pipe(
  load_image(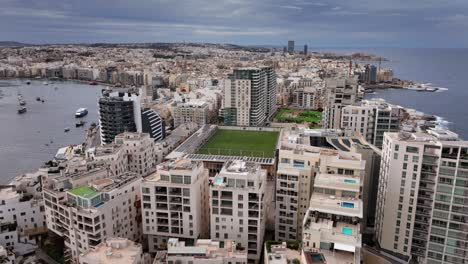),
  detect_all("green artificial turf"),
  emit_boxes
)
[197,129,278,158]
